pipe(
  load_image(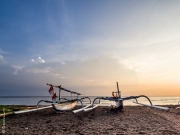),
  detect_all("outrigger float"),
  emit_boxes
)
[14,82,169,114]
